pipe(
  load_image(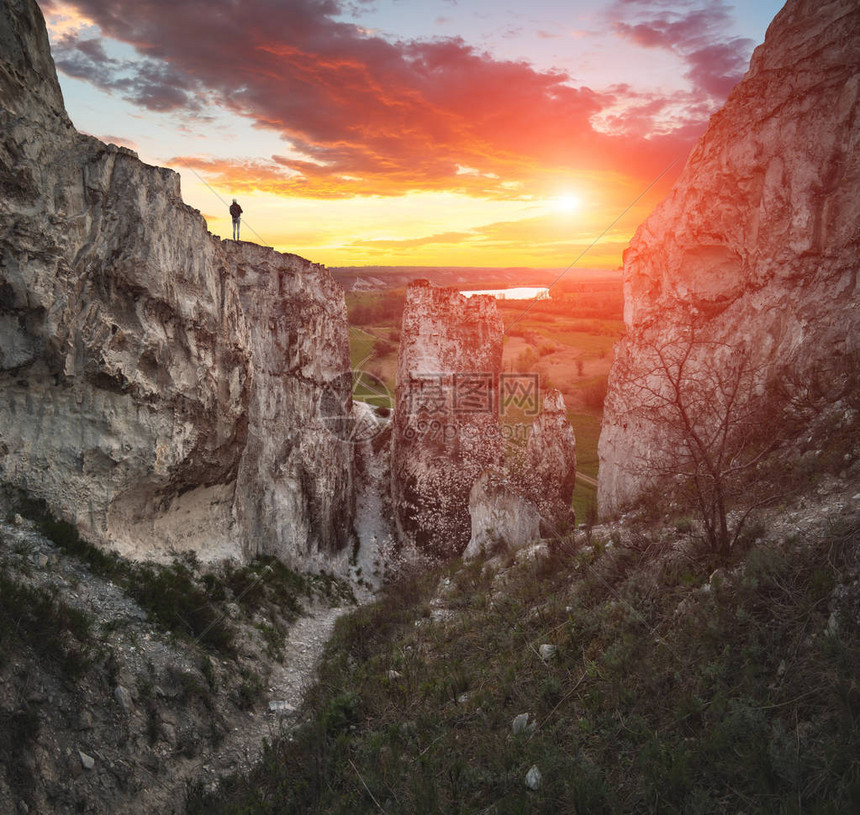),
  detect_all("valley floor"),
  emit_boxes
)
[188,473,860,814]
